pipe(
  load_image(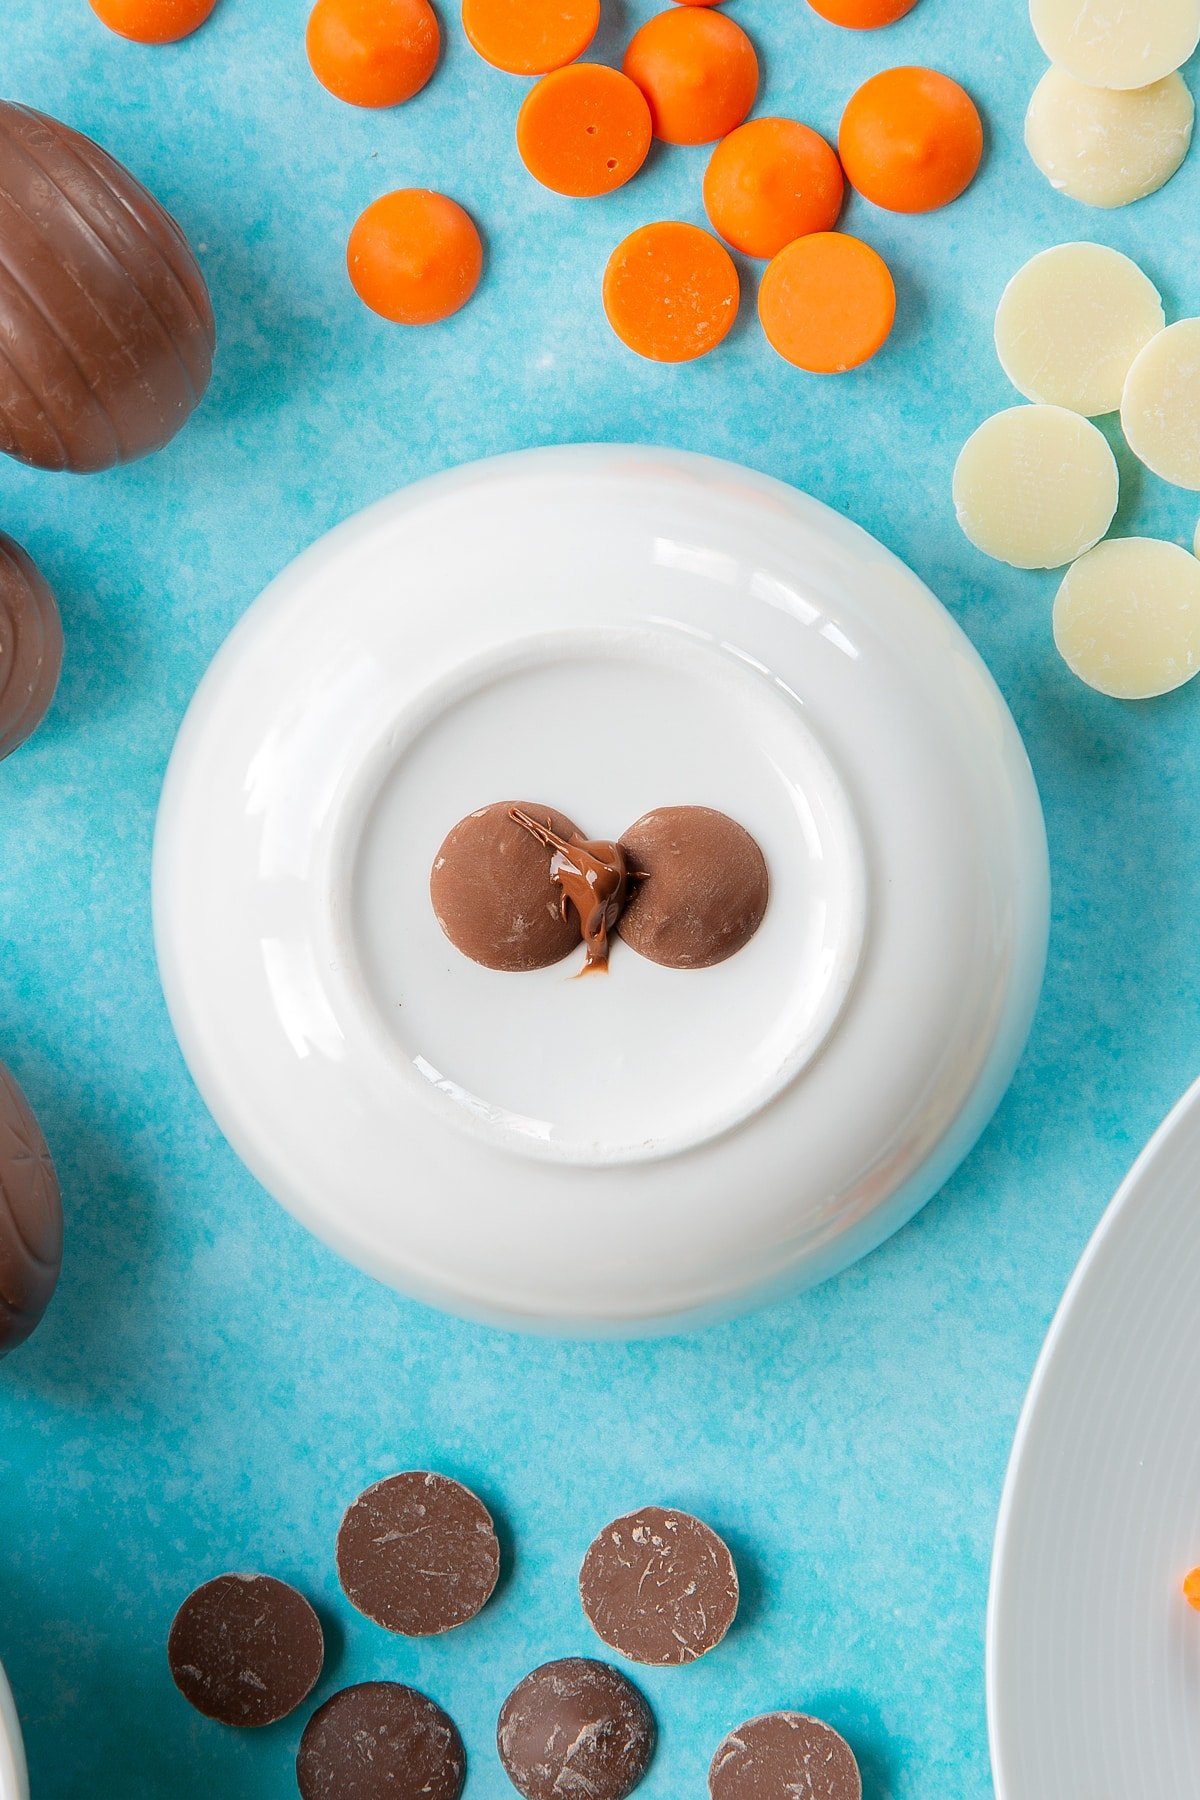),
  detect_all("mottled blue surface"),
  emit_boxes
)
[3,1,1200,1794]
